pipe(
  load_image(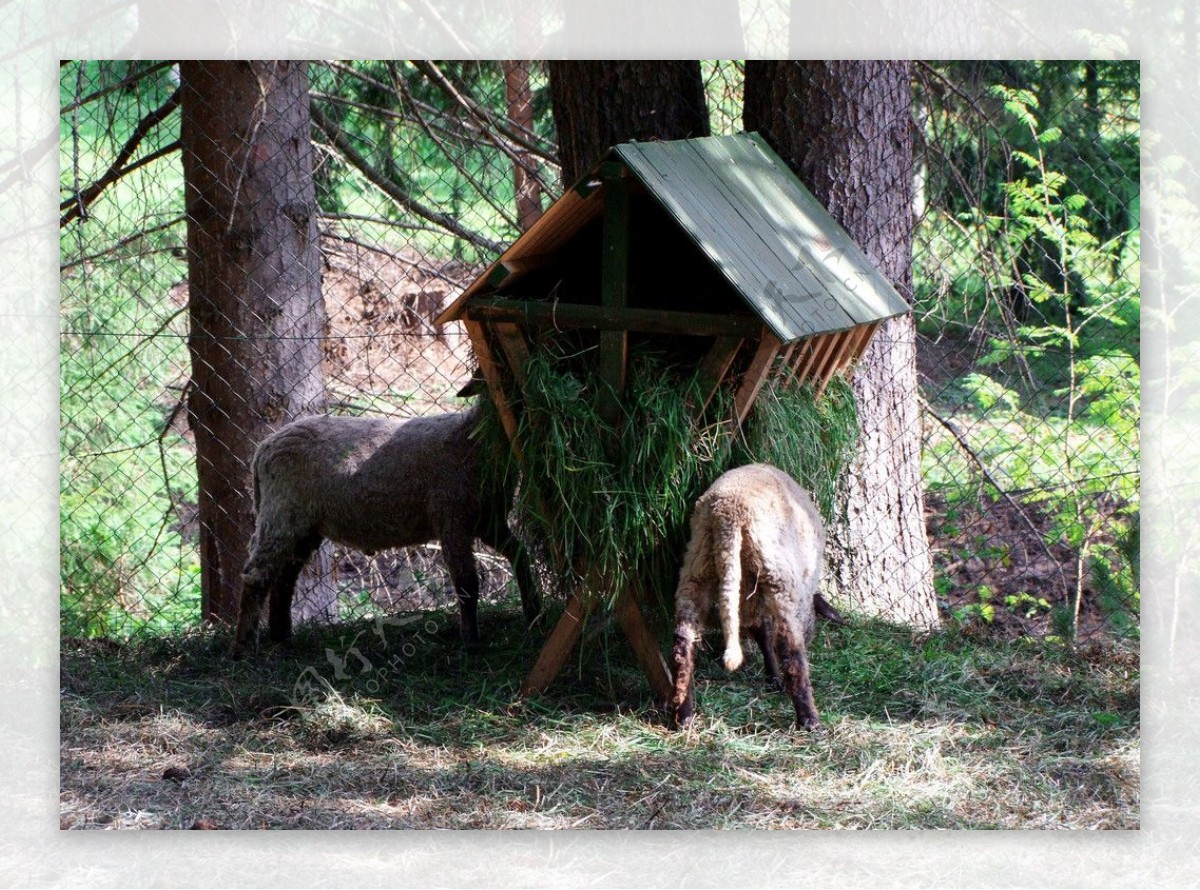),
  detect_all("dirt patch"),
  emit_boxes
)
[320,236,479,416]
[916,331,981,391]
[925,489,1131,639]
